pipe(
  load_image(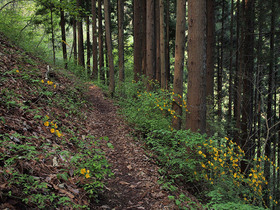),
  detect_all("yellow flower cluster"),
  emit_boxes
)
[41,79,56,89]
[80,168,90,178]
[196,137,279,206]
[136,89,188,125]
[43,115,62,137]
